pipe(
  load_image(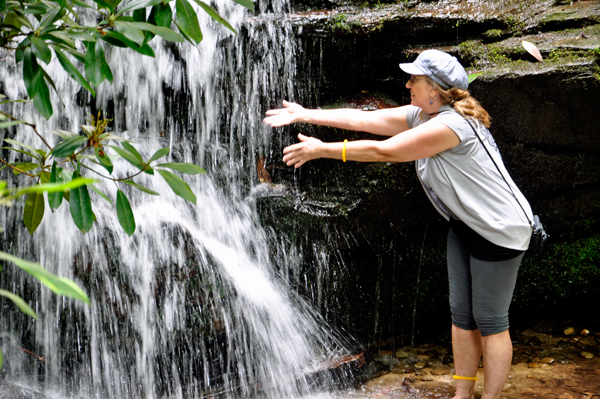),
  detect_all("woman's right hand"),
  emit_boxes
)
[263,100,306,127]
